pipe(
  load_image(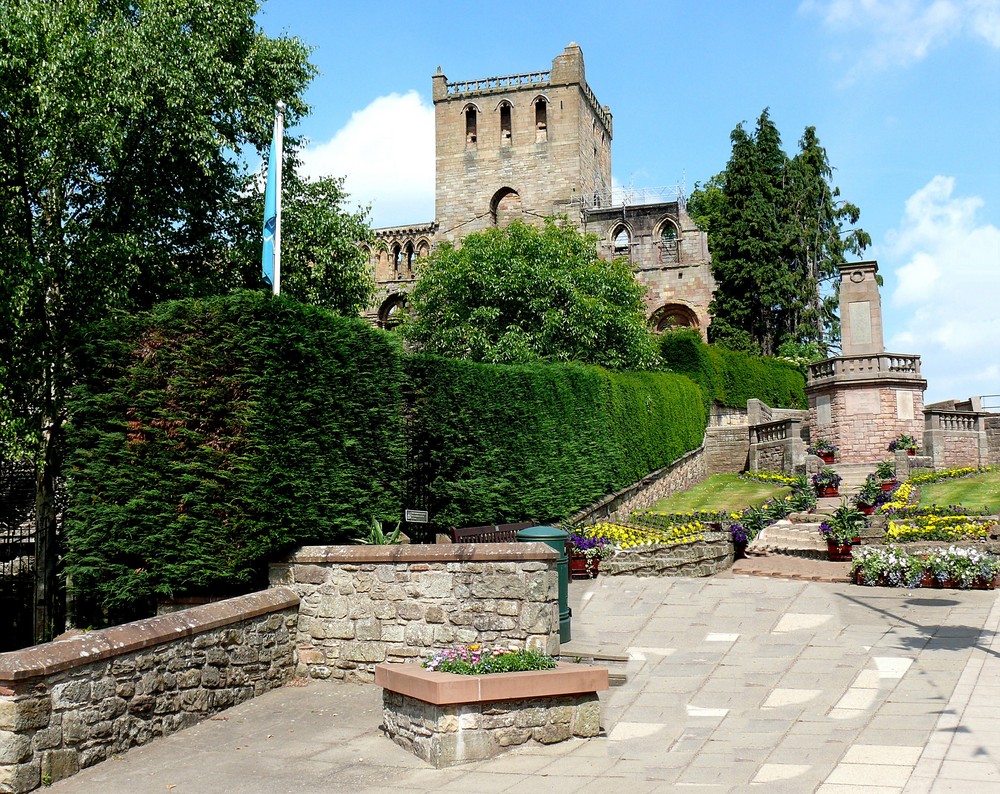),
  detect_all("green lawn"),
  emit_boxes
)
[650,473,791,514]
[918,470,1000,512]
